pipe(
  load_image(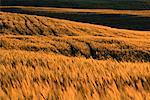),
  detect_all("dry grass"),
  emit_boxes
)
[1,12,150,37]
[0,12,150,99]
[0,35,150,62]
[0,12,150,61]
[0,49,150,100]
